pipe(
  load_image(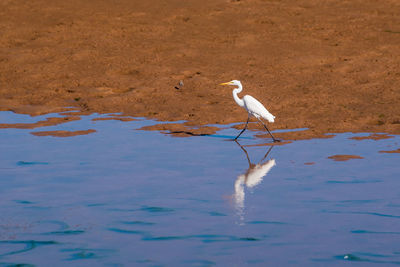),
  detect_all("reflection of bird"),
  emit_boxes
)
[220,80,279,142]
[234,141,276,224]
